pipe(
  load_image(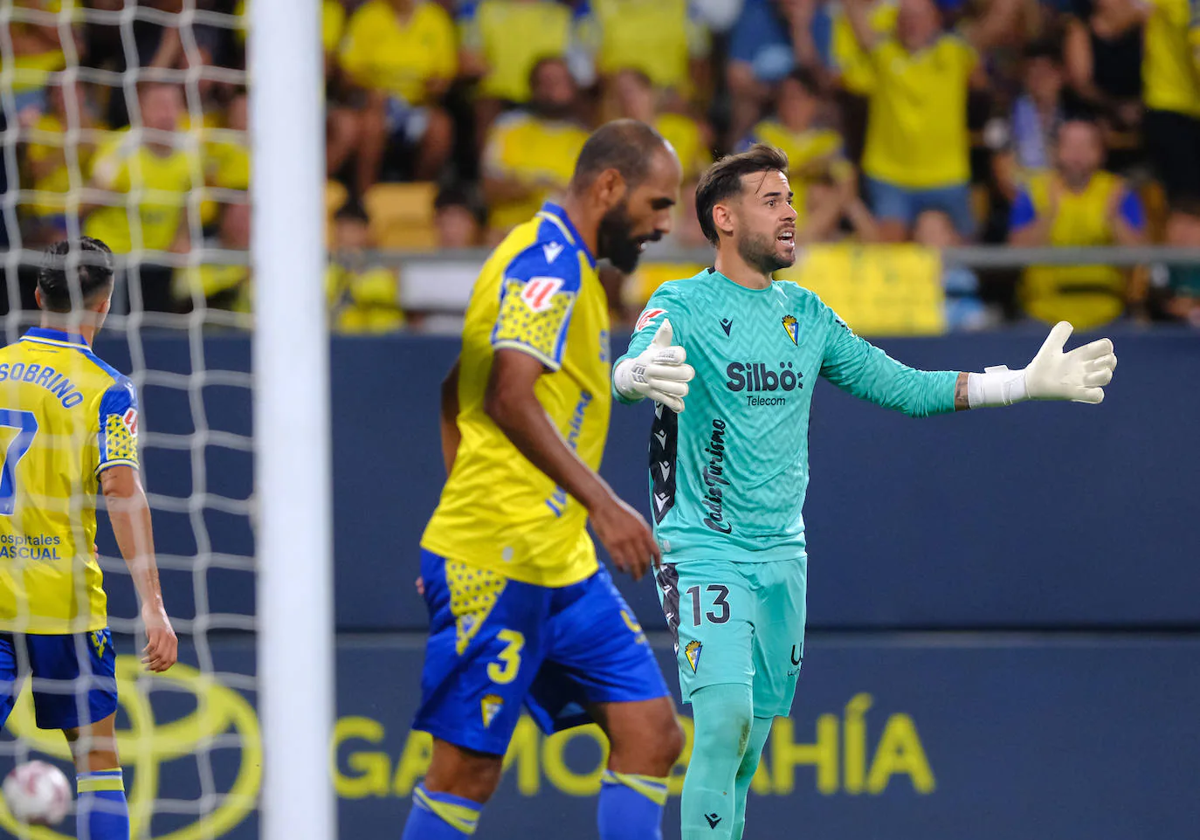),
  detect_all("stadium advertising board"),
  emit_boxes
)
[2,638,1196,840]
